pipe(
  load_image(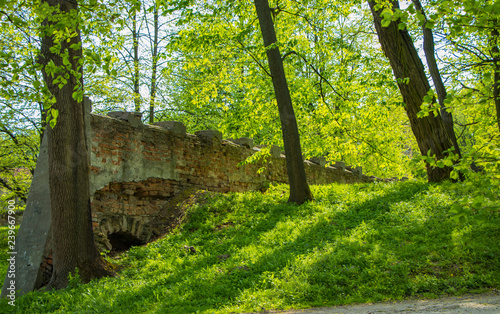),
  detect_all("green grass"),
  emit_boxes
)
[1,180,499,313]
[0,225,19,282]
